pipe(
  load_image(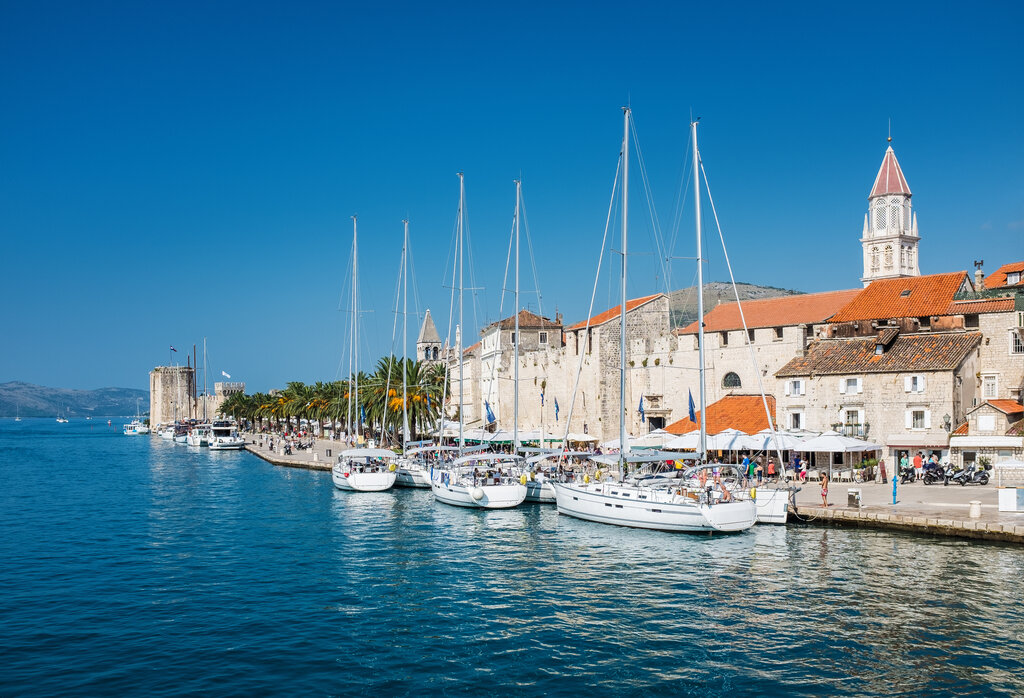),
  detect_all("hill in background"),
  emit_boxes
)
[0,382,149,418]
[669,281,803,328]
